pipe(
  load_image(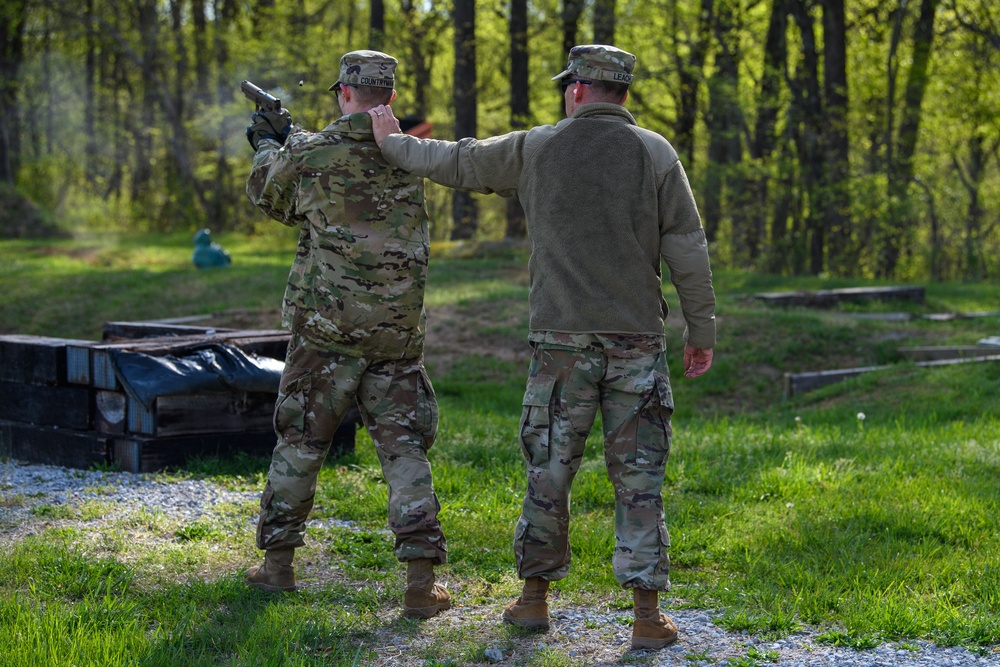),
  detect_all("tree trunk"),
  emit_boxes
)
[369,0,385,51]
[192,0,210,103]
[953,135,995,281]
[131,0,158,215]
[506,0,528,239]
[402,2,443,122]
[211,0,236,229]
[0,0,27,184]
[745,0,787,266]
[768,128,797,274]
[881,0,939,277]
[451,0,477,240]
[671,0,712,167]
[558,0,585,119]
[562,0,585,57]
[820,0,851,274]
[593,0,615,44]
[84,0,98,184]
[789,0,824,275]
[703,0,742,245]
[167,0,196,228]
